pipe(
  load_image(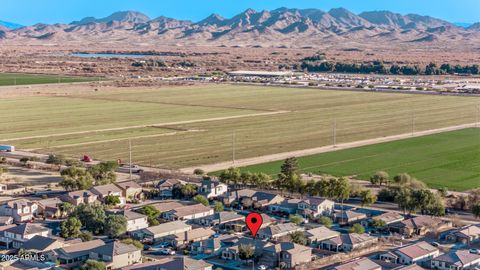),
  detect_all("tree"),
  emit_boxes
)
[0,167,7,177]
[72,204,106,234]
[289,231,307,245]
[214,202,224,212]
[104,215,127,238]
[370,219,387,229]
[393,173,412,185]
[193,169,205,176]
[80,231,93,242]
[180,183,198,198]
[219,167,241,187]
[289,214,304,225]
[19,157,29,166]
[318,216,333,228]
[58,202,74,217]
[121,238,143,250]
[437,187,449,198]
[240,172,253,187]
[349,223,365,234]
[81,260,106,270]
[104,195,121,206]
[194,195,209,206]
[370,171,389,186]
[87,161,118,185]
[60,167,93,191]
[280,157,299,179]
[238,244,255,261]
[139,205,161,226]
[256,173,272,189]
[60,217,82,238]
[360,189,377,206]
[46,154,67,165]
[472,203,480,219]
